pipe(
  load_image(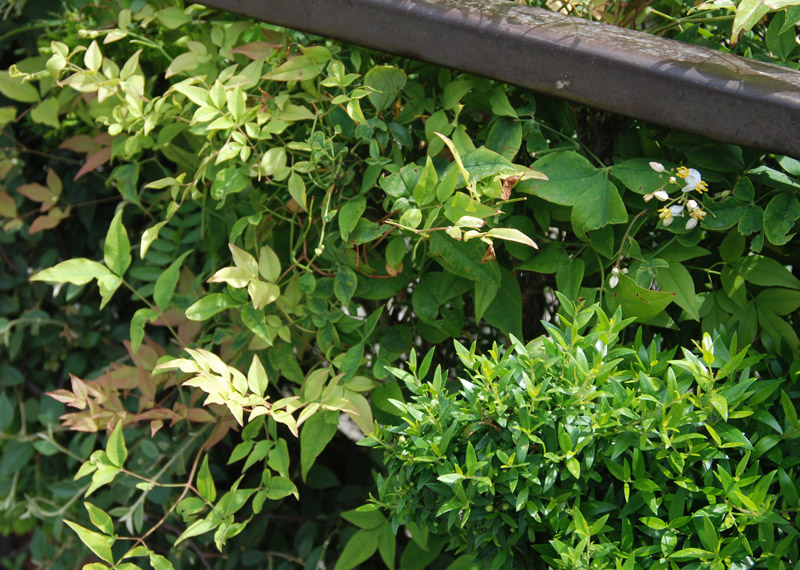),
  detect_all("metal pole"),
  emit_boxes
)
[196,0,800,158]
